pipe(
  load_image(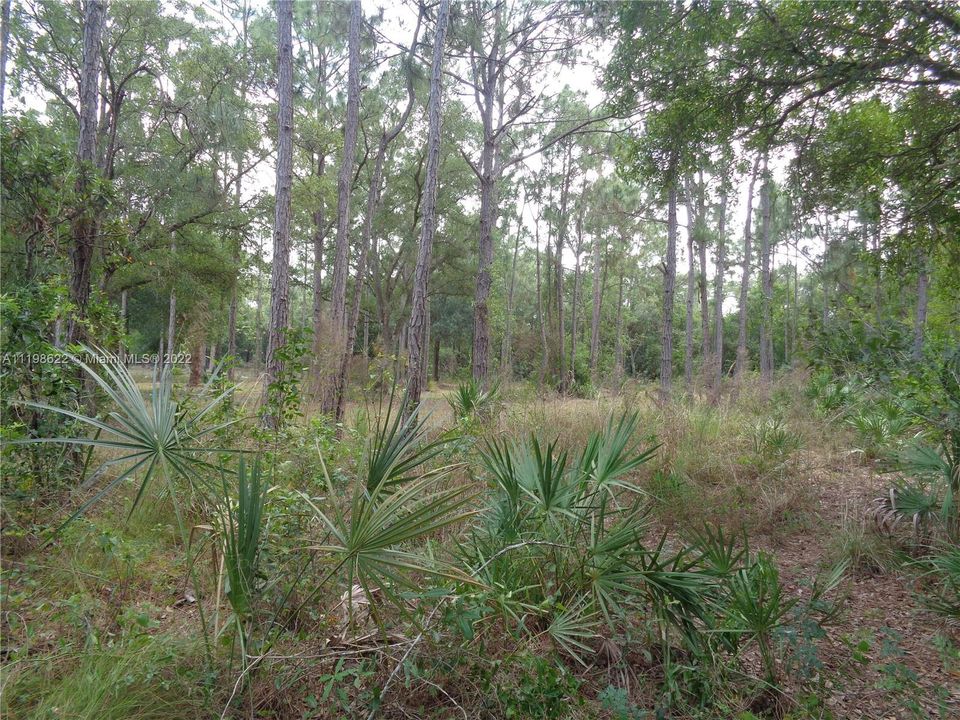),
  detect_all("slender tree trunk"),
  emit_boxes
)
[433,336,440,382]
[335,11,422,420]
[311,162,327,368]
[166,286,177,361]
[500,214,522,380]
[227,281,238,375]
[471,142,497,385]
[684,215,695,388]
[555,145,573,392]
[571,201,585,388]
[536,216,548,387]
[713,189,728,387]
[67,0,105,344]
[698,226,709,364]
[736,156,760,380]
[189,336,204,387]
[262,0,295,425]
[324,0,362,413]
[254,249,264,369]
[614,268,624,391]
[913,253,929,361]
[759,158,773,384]
[660,182,678,400]
[0,0,11,116]
[589,234,603,385]
[406,0,450,409]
